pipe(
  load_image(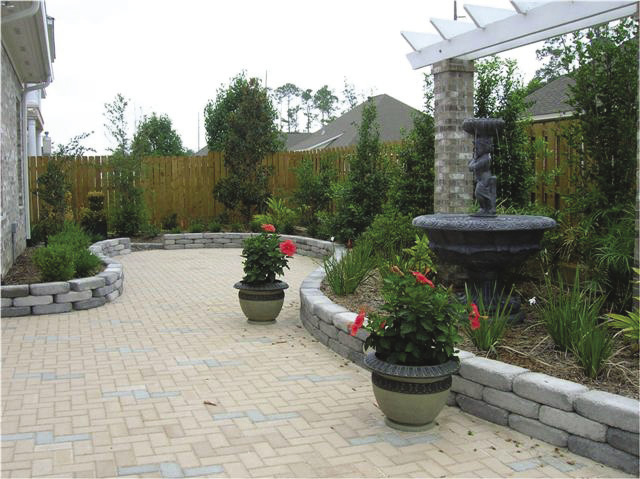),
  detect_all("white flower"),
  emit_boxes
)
[330,236,335,242]
[528,297,537,305]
